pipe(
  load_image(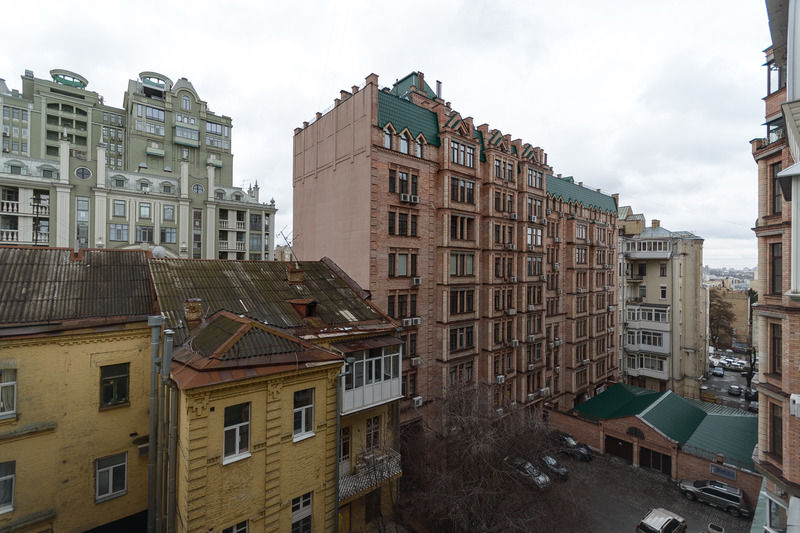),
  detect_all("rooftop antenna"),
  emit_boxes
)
[278,227,300,269]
